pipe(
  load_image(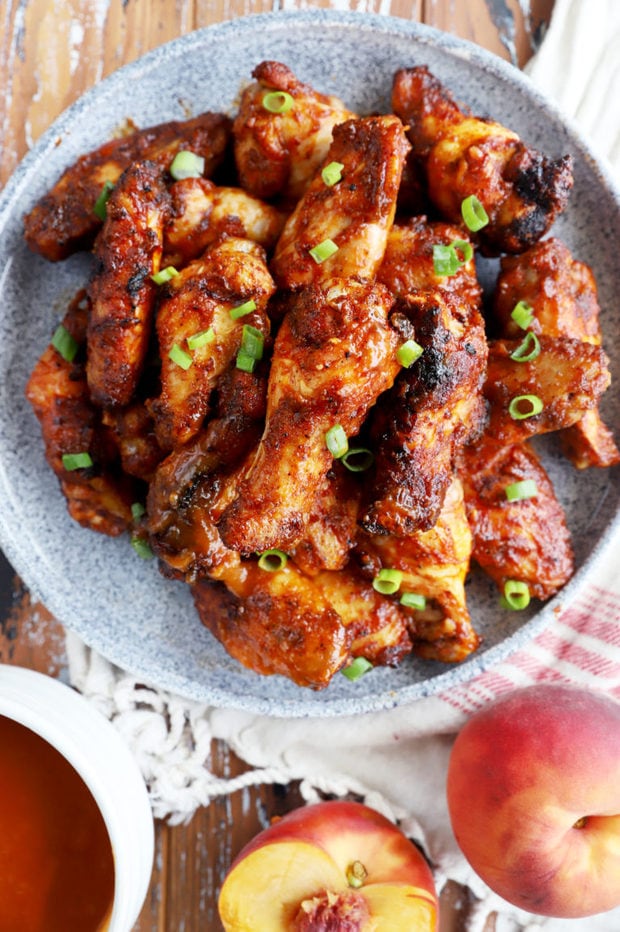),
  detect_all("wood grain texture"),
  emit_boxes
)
[0,1,553,929]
